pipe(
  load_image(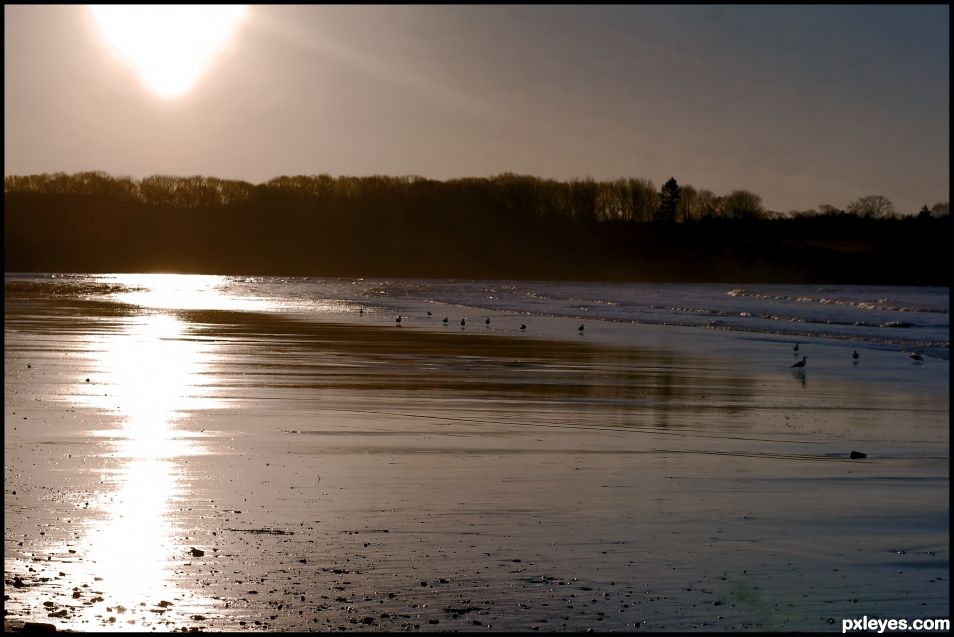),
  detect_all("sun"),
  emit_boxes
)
[90,5,247,98]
